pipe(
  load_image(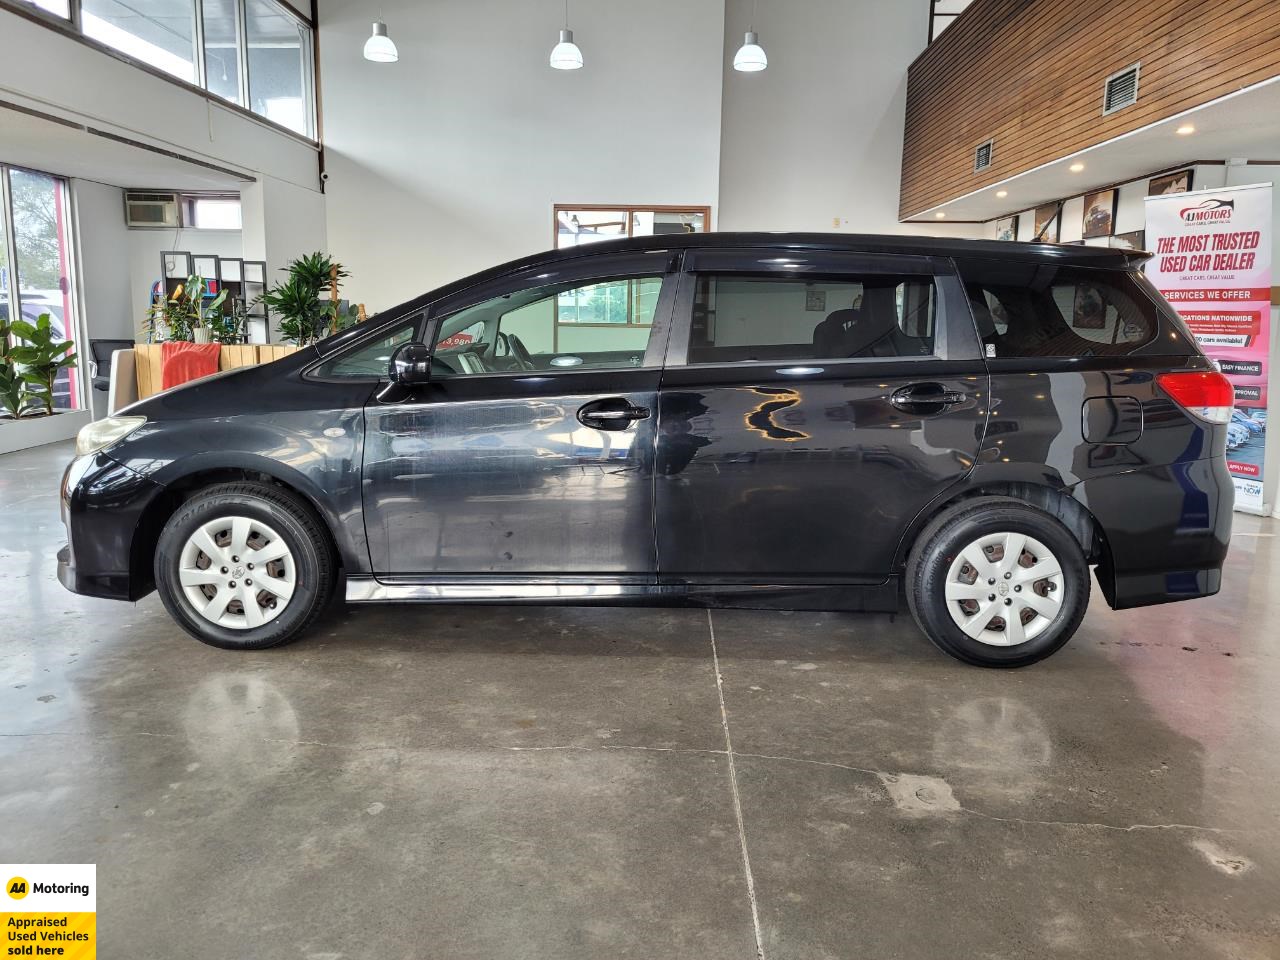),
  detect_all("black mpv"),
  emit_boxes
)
[59,234,1233,666]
